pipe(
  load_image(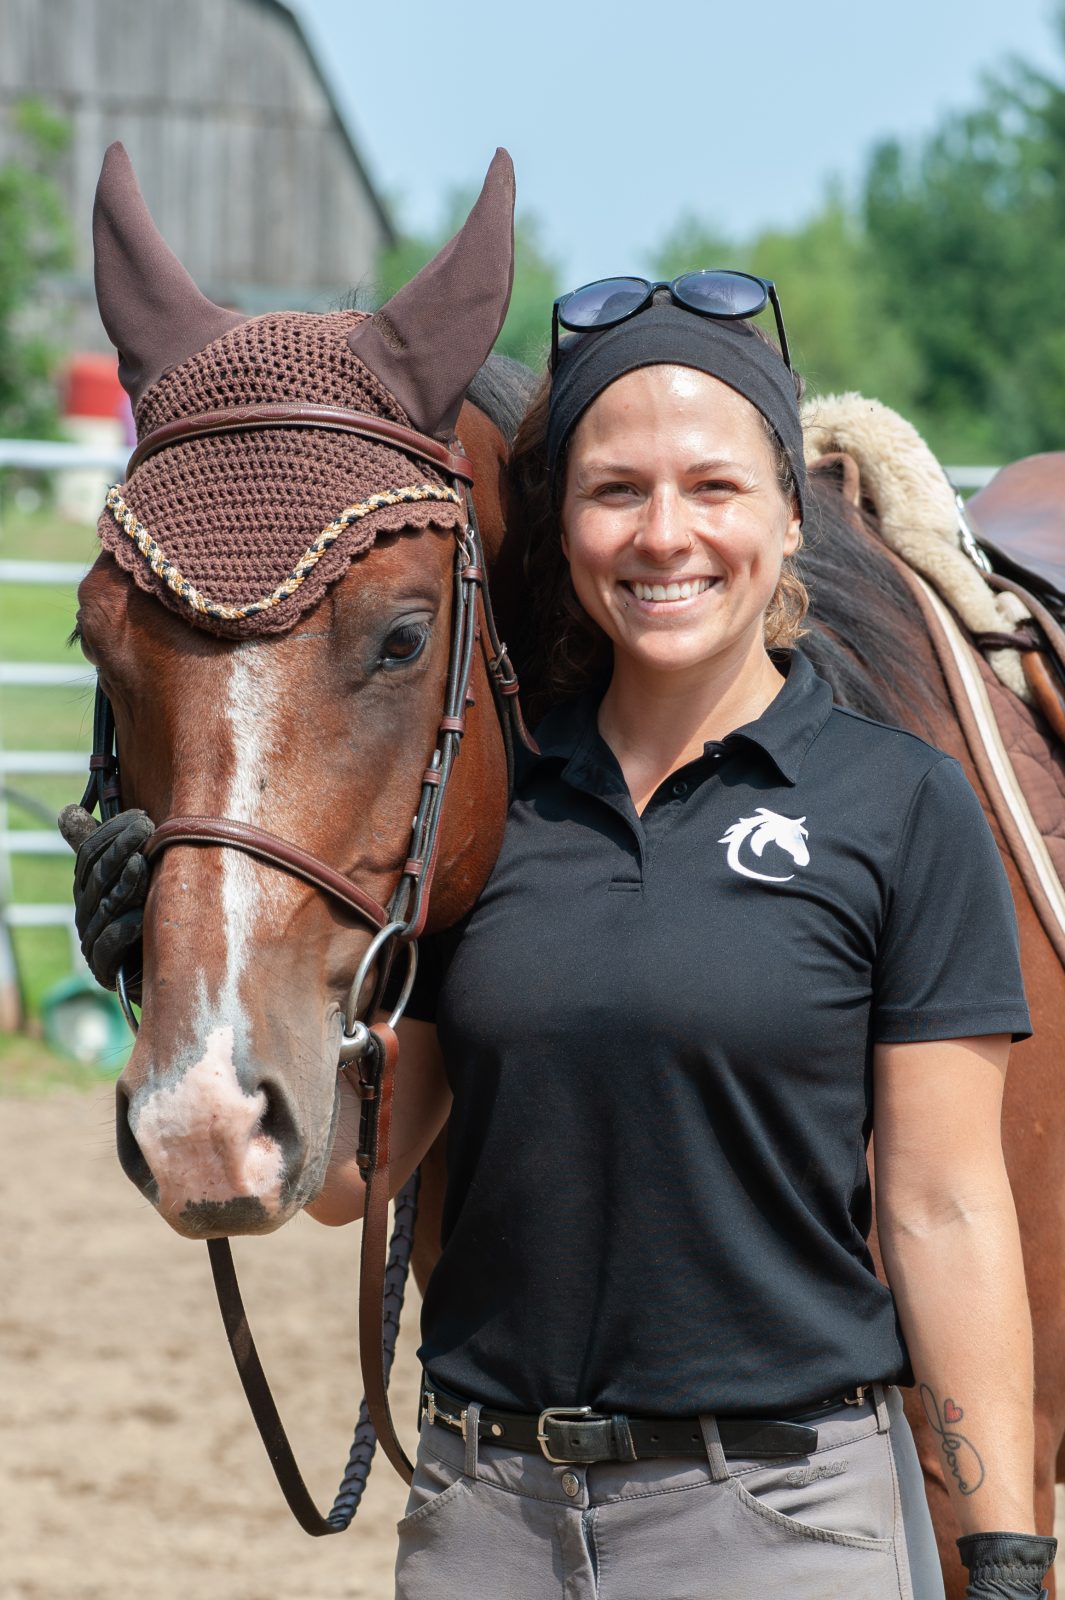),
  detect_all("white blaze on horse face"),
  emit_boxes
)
[132,1024,285,1218]
[216,647,294,1024]
[134,649,298,1217]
